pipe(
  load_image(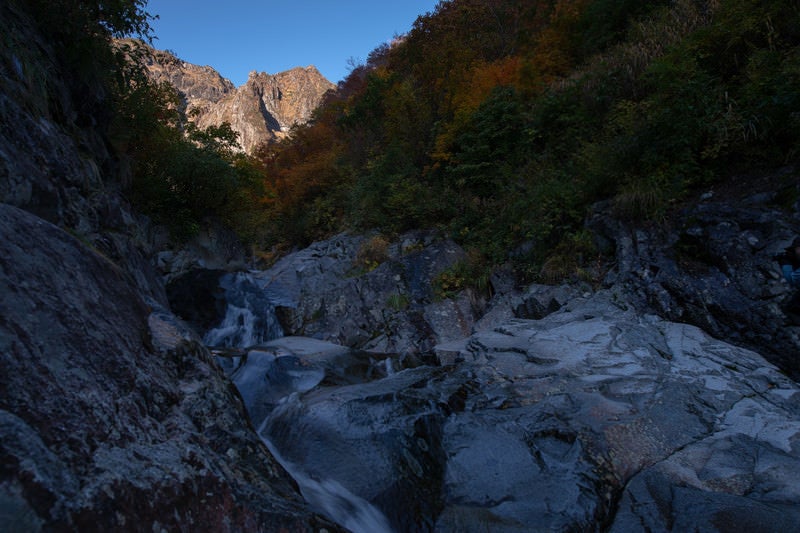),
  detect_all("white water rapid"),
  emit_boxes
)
[205,271,396,532]
[203,272,283,347]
